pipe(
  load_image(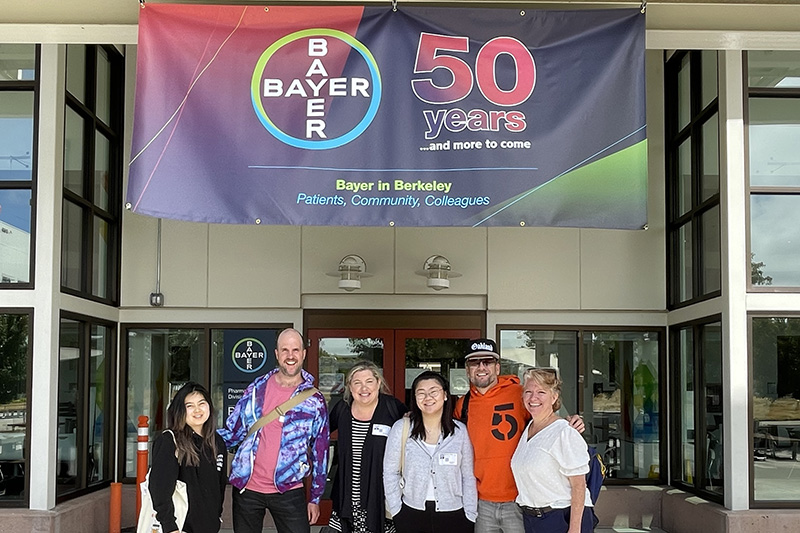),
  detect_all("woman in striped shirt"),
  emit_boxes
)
[329,361,407,533]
